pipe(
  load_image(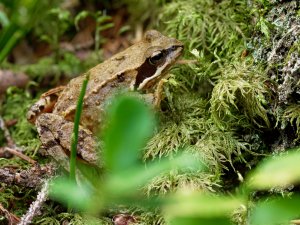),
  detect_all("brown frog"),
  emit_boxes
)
[27,30,183,166]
